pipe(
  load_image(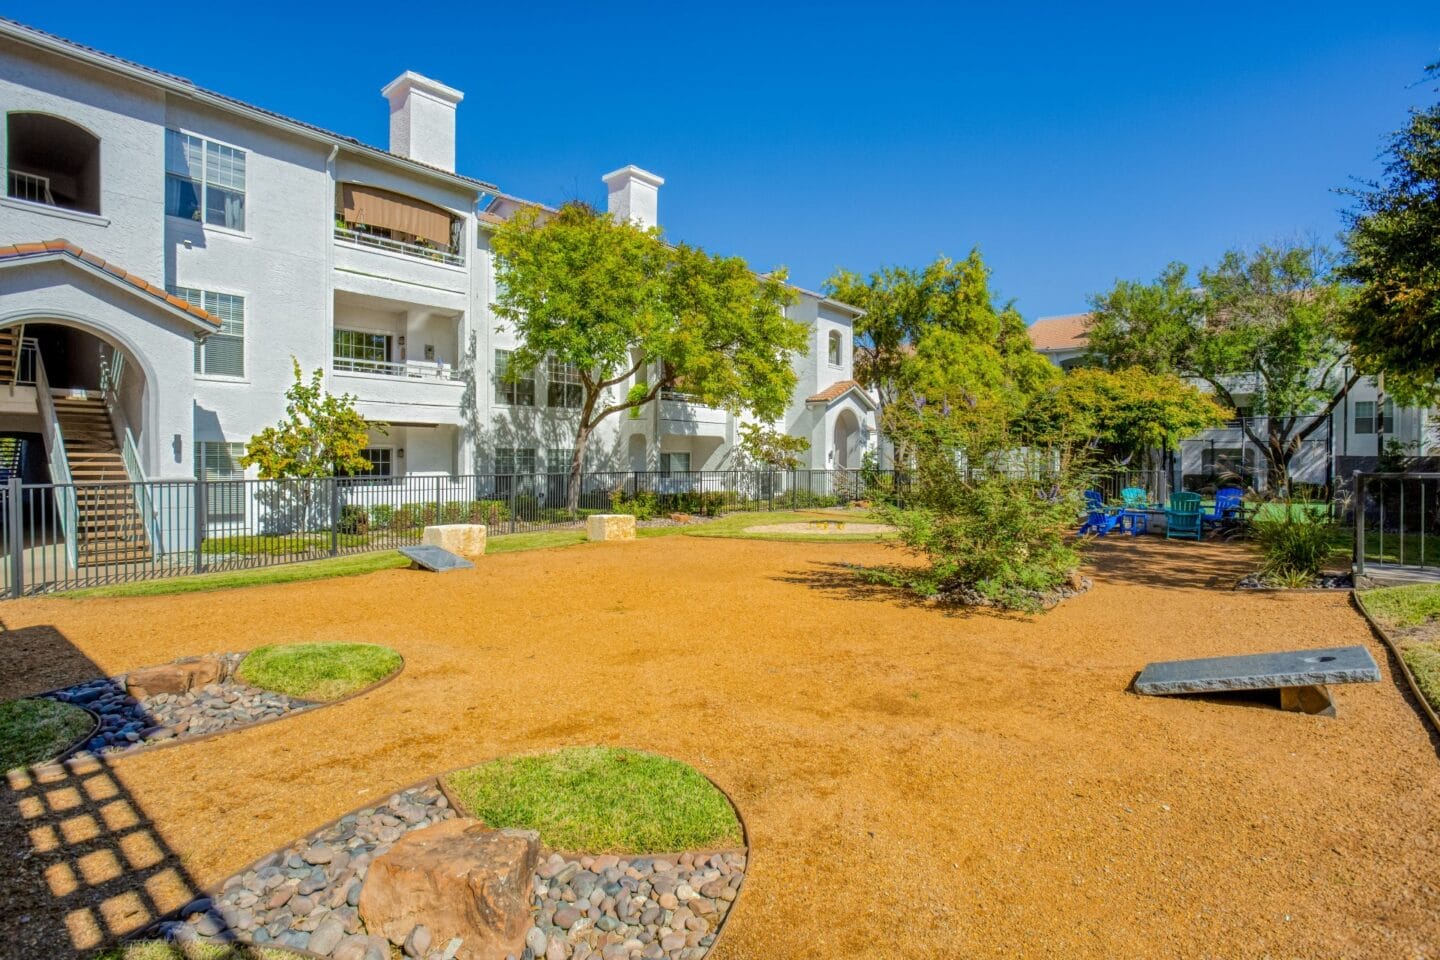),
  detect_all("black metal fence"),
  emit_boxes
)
[1352,472,1440,575]
[0,469,909,597]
